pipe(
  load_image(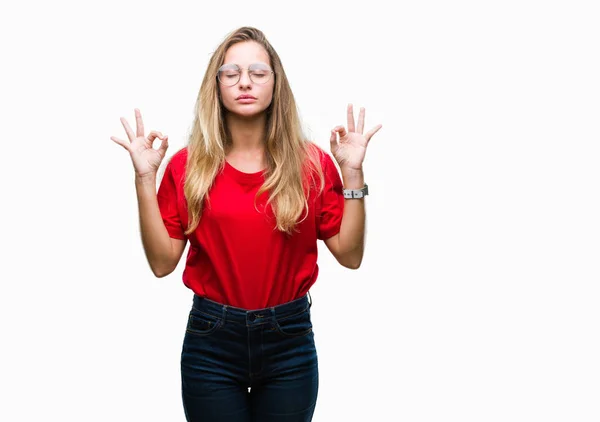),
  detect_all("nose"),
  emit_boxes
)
[238,69,252,87]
